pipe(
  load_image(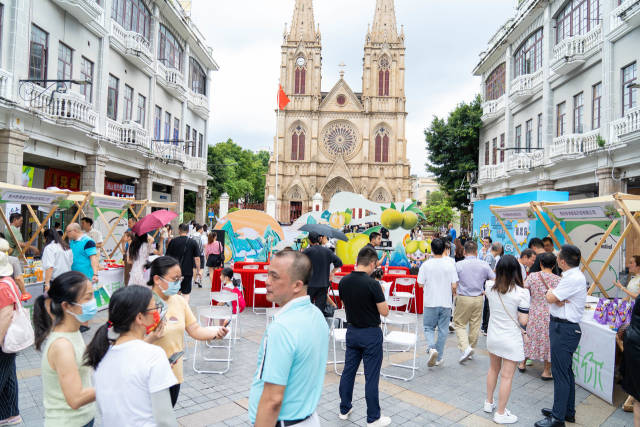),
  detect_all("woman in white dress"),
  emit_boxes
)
[484,255,530,425]
[42,228,73,291]
[127,233,163,286]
